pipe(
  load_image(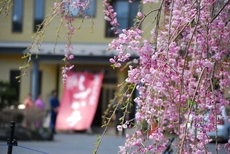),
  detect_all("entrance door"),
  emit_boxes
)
[92,84,117,126]
[101,84,117,113]
[101,84,117,126]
